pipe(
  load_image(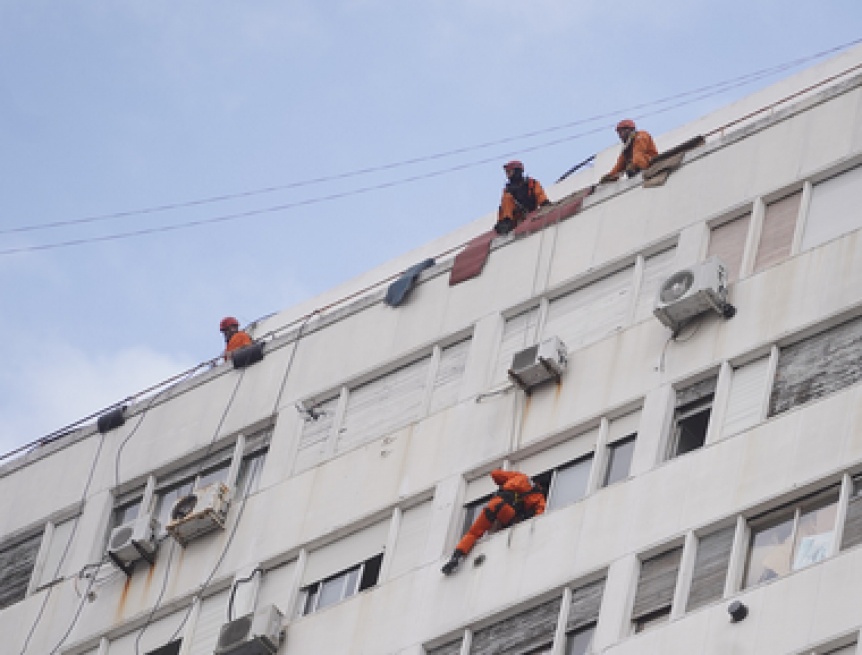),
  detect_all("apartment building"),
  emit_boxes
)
[3,44,862,655]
